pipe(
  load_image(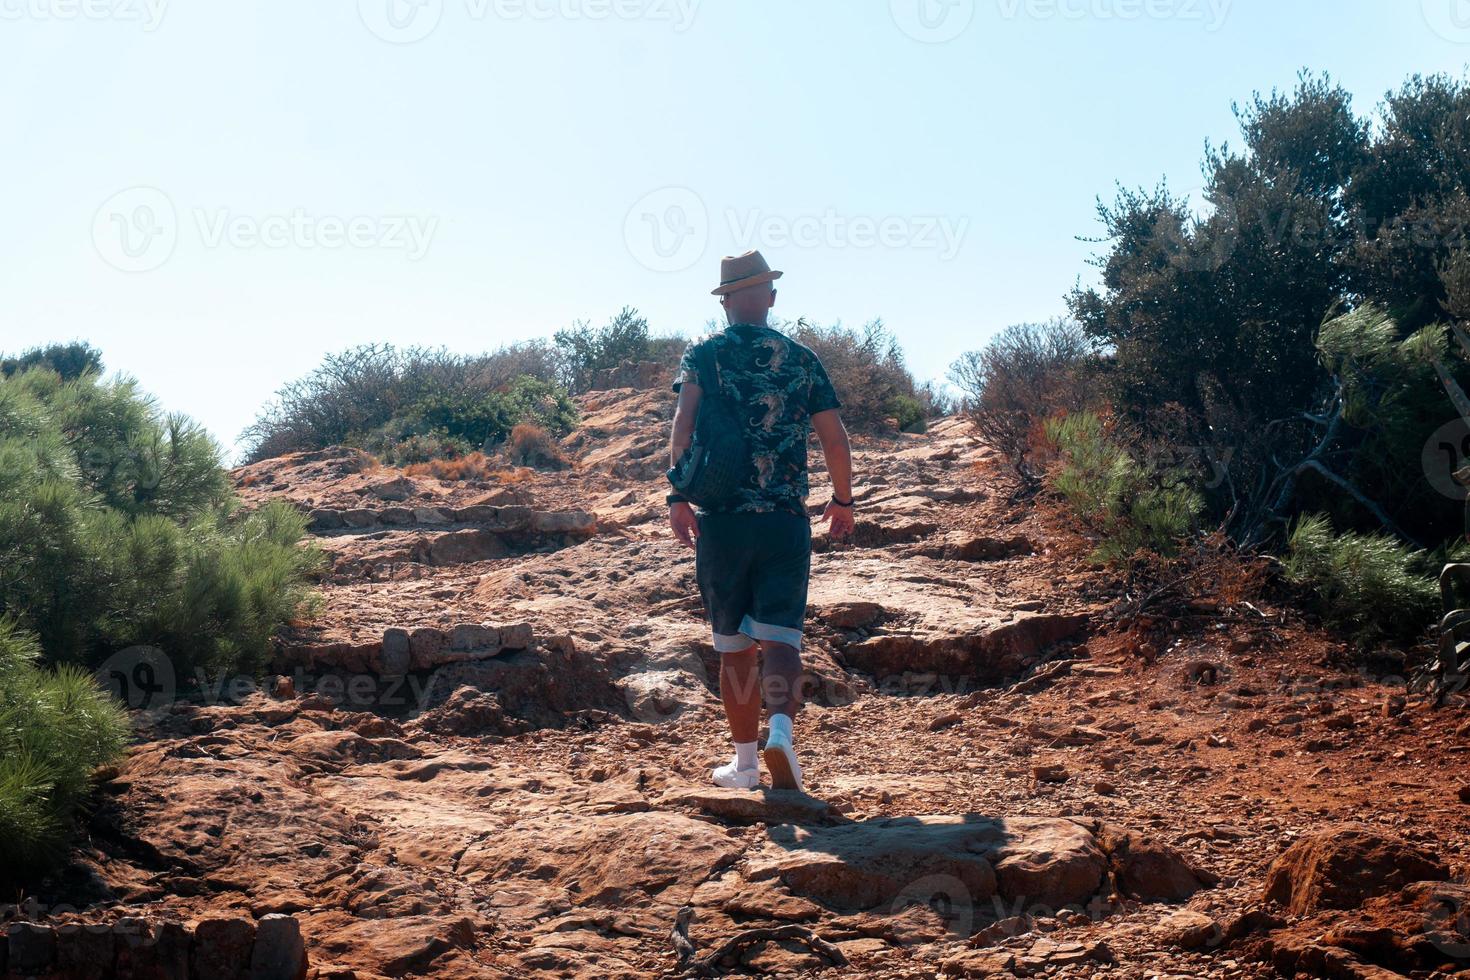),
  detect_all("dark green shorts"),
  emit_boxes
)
[695,510,812,653]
